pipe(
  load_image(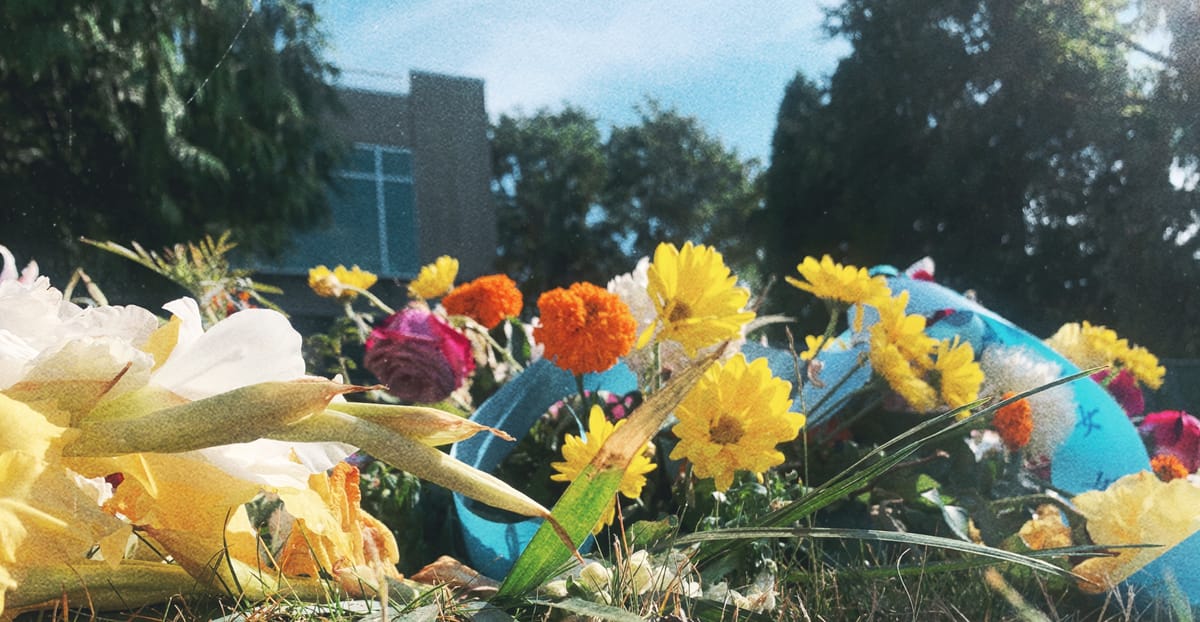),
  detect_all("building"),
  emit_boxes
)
[253,70,495,316]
